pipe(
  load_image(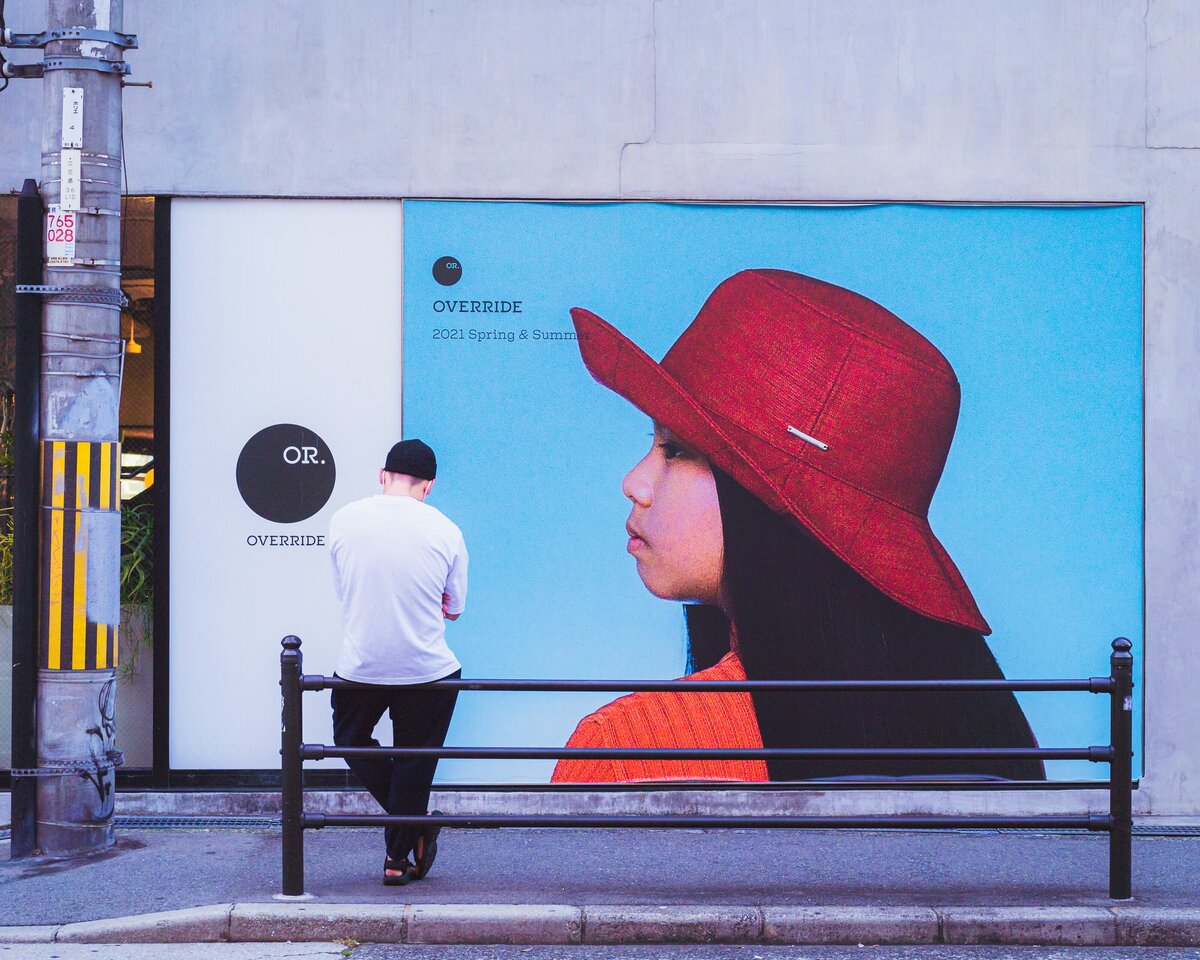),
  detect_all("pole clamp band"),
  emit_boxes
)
[42,56,132,76]
[17,284,128,308]
[3,29,139,50]
[10,750,125,778]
